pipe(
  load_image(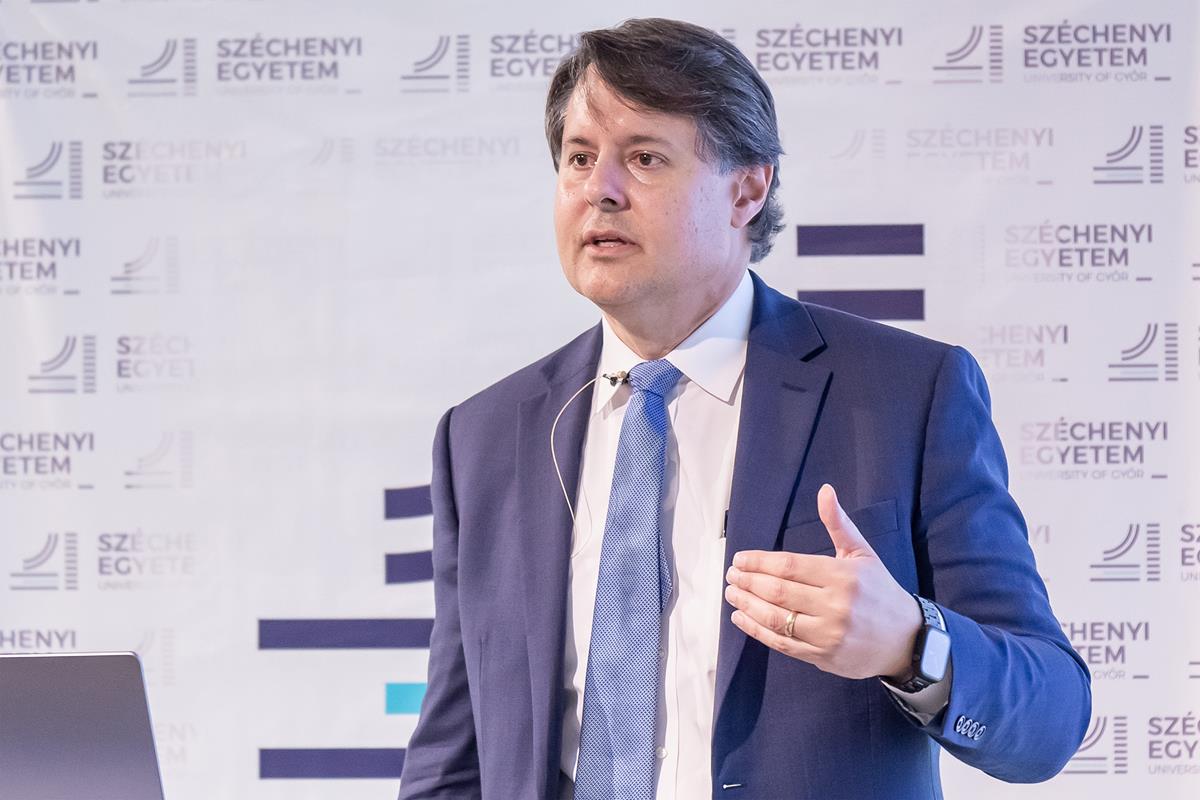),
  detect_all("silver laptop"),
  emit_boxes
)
[0,652,165,800]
